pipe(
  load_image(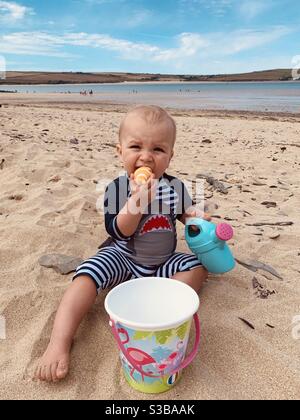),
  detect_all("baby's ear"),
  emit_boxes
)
[116,143,122,157]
